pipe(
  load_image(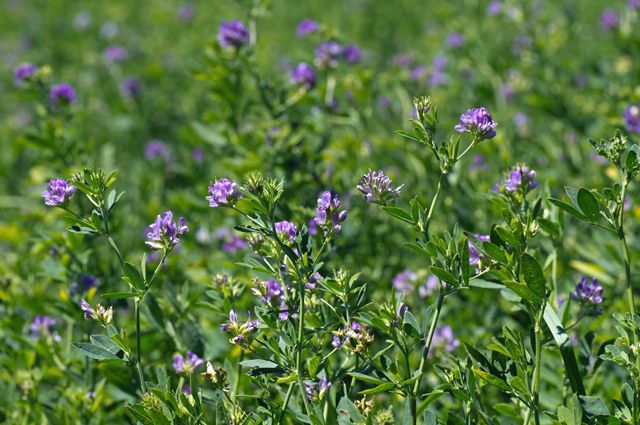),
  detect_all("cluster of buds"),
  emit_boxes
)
[201,361,228,390]
[220,310,260,345]
[355,396,374,417]
[212,274,242,299]
[357,169,404,205]
[331,321,374,353]
[80,299,113,326]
